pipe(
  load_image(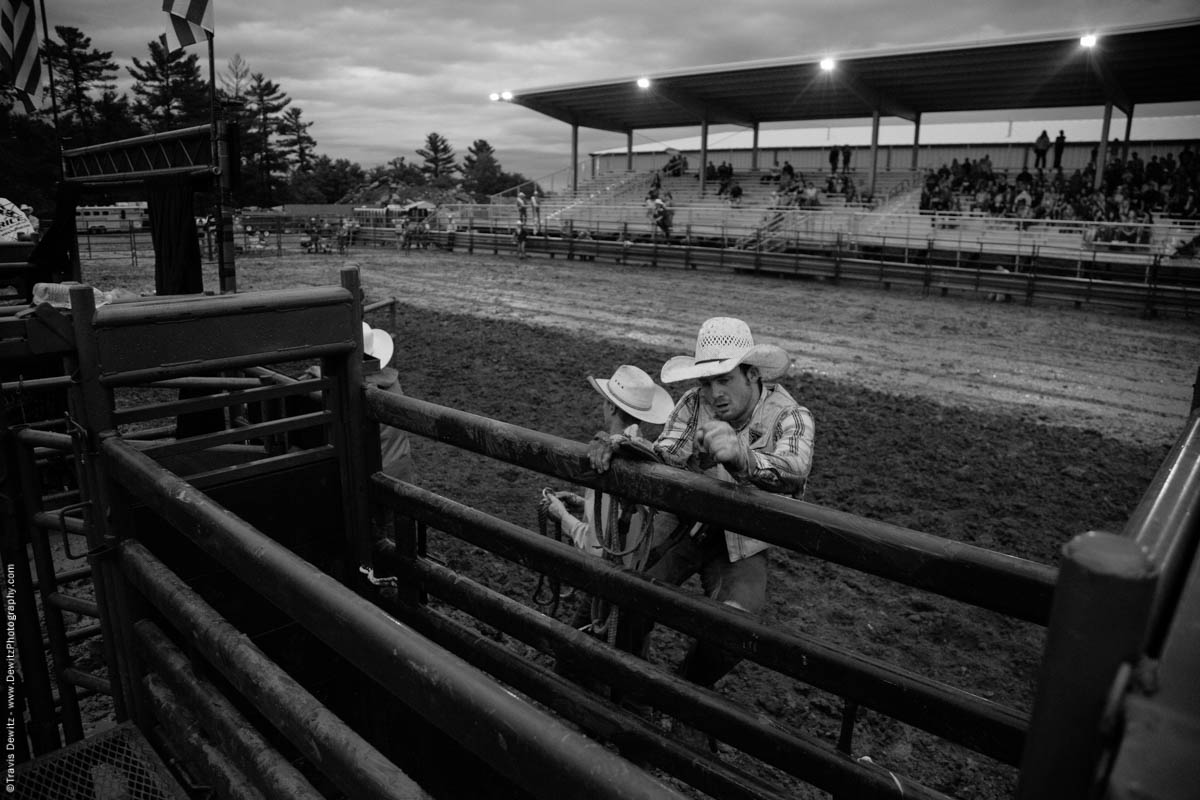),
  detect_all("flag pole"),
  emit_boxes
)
[207,31,234,293]
[36,0,63,177]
